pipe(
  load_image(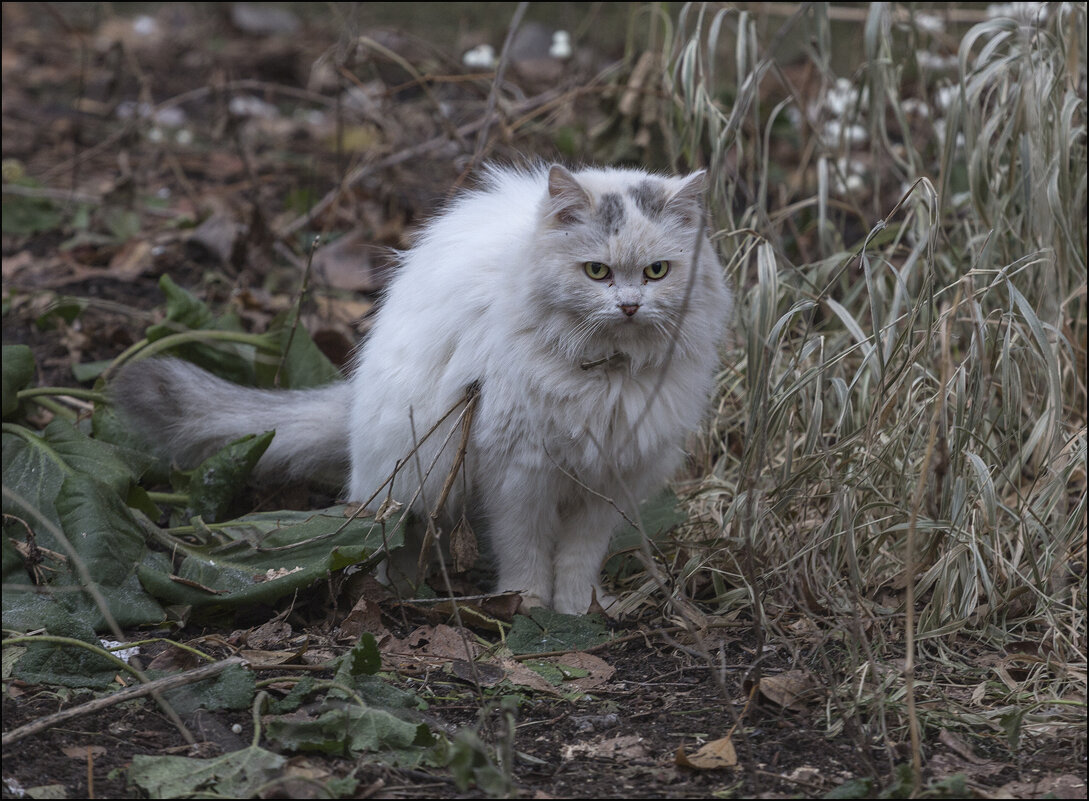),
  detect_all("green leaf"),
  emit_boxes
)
[90,404,167,484]
[185,431,274,523]
[447,729,513,796]
[34,296,86,330]
[135,506,401,612]
[160,662,255,714]
[3,417,136,498]
[2,468,165,632]
[605,489,686,579]
[506,607,613,655]
[146,274,214,339]
[12,617,120,690]
[70,359,112,384]
[256,308,343,389]
[2,345,35,418]
[268,674,317,714]
[264,705,433,762]
[128,745,287,799]
[2,188,64,235]
[145,275,257,386]
[334,633,382,680]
